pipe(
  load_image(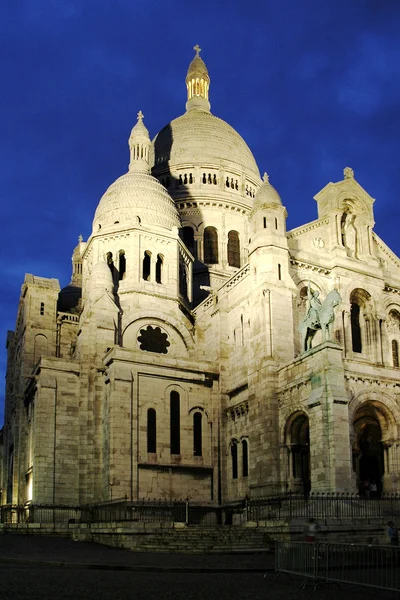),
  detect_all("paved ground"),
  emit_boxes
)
[0,535,397,600]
